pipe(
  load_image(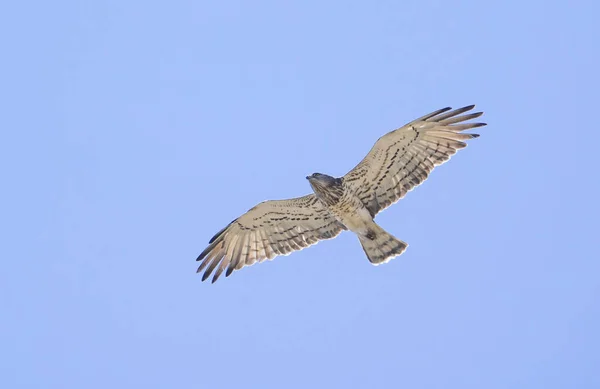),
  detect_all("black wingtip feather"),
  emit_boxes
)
[196,245,213,262]
[457,112,483,121]
[434,107,453,117]
[208,219,236,244]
